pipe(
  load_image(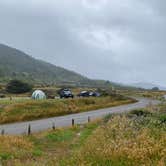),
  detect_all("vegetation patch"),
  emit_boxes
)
[0,106,166,166]
[1,99,165,166]
[0,96,135,124]
[46,130,74,142]
[67,115,166,166]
